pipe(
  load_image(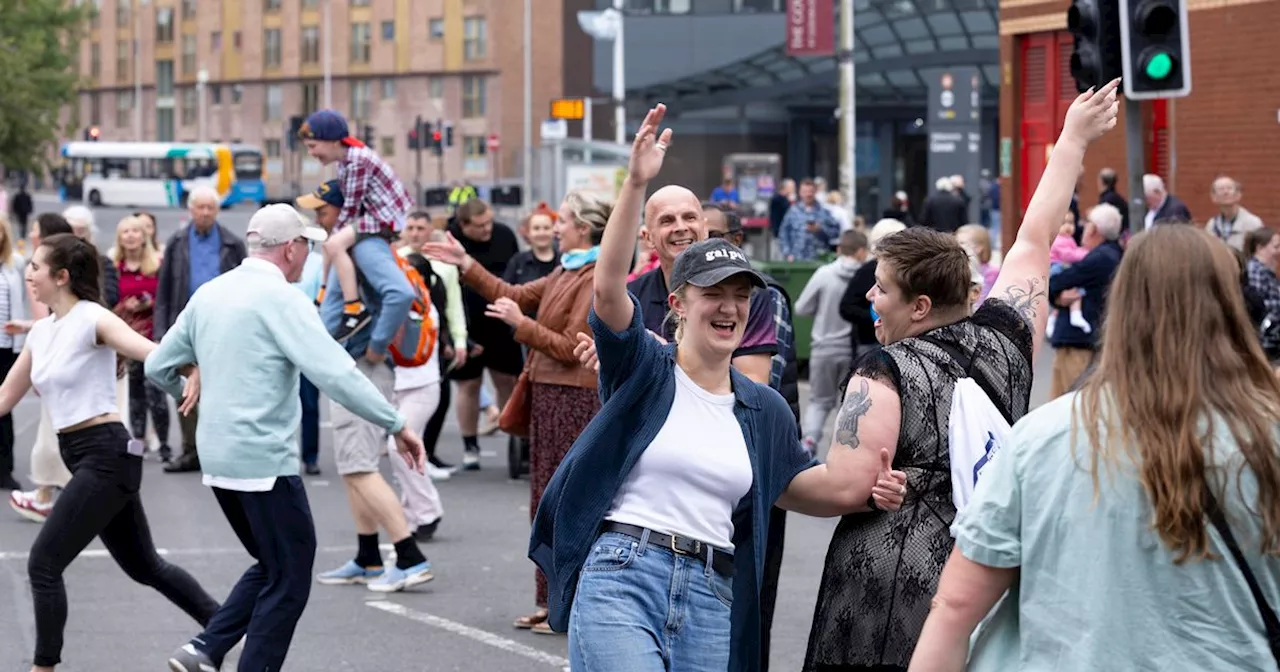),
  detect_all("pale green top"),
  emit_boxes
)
[147,258,404,480]
[959,391,1280,671]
